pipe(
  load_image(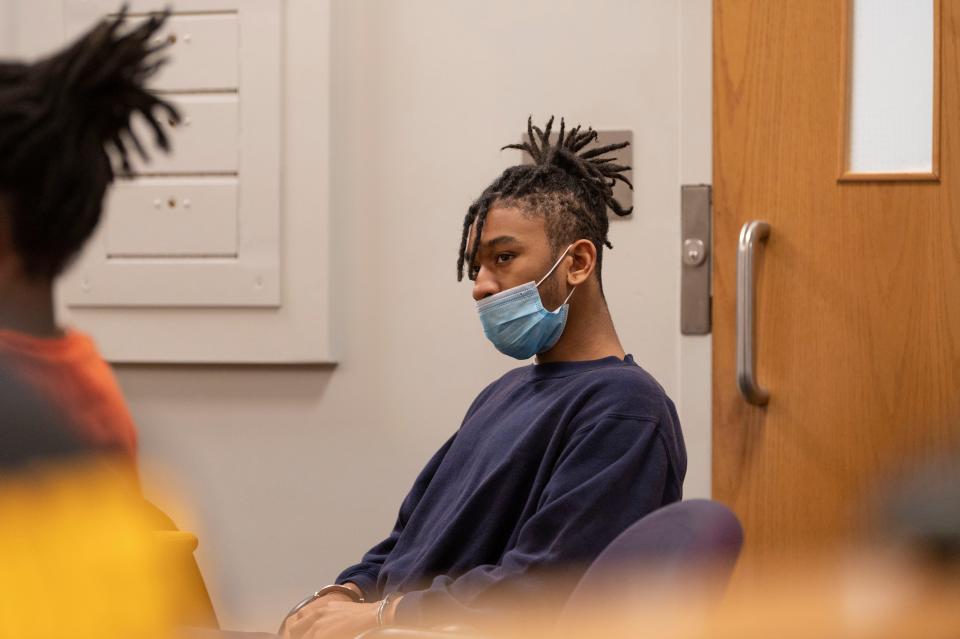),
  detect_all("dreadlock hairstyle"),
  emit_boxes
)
[0,6,179,279]
[456,115,633,284]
